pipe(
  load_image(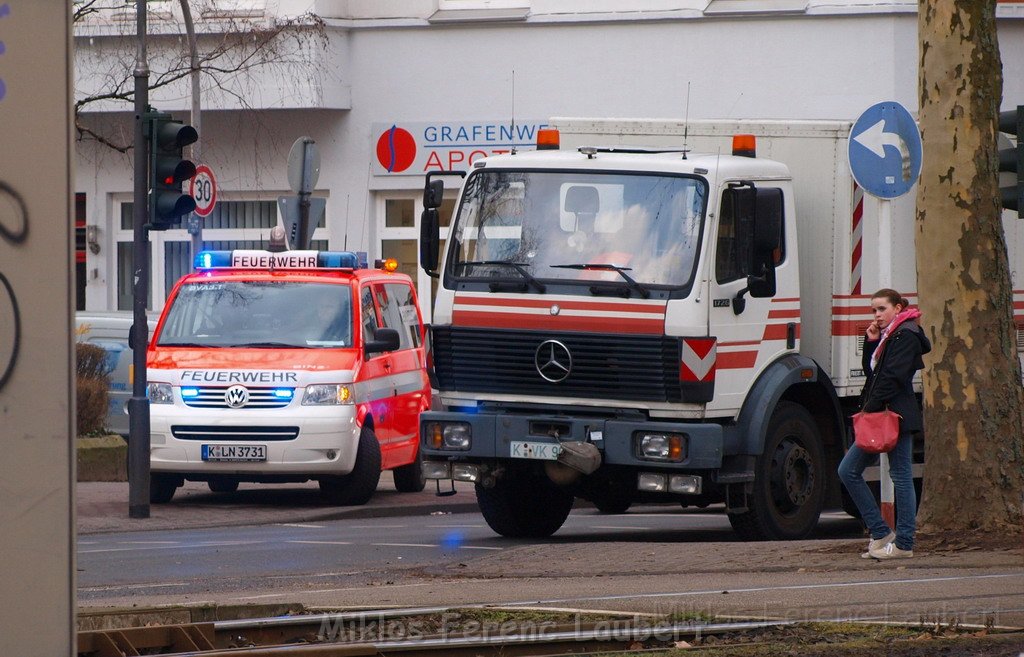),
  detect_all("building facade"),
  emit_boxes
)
[74,0,1024,318]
